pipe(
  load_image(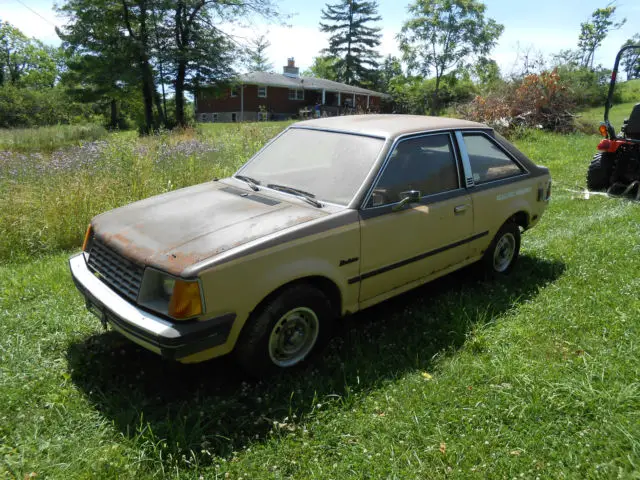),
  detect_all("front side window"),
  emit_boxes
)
[237,128,384,205]
[369,134,459,207]
[258,86,267,98]
[463,133,523,184]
